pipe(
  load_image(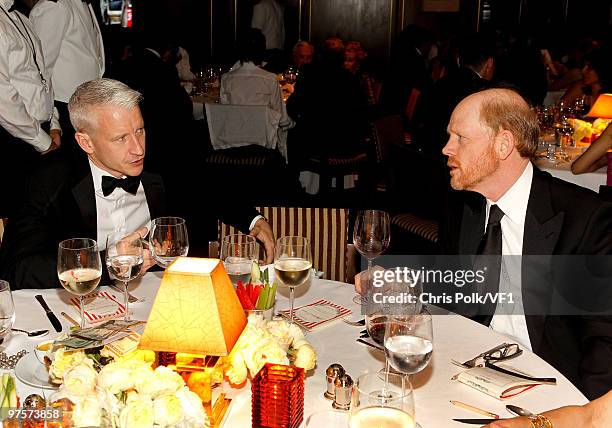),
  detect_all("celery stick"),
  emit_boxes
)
[6,376,16,408]
[268,282,277,308]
